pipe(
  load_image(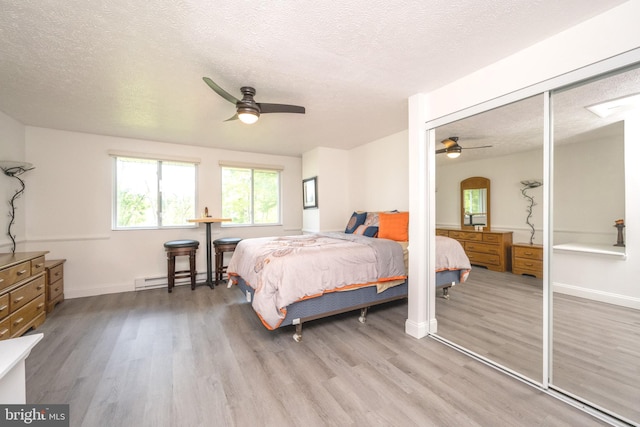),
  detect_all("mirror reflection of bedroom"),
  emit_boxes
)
[432,65,640,423]
[434,95,545,383]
